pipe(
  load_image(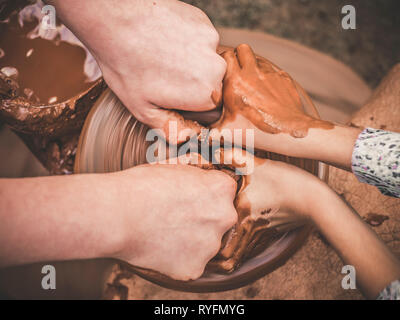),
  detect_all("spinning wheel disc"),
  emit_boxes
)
[75,91,151,174]
[75,89,318,292]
